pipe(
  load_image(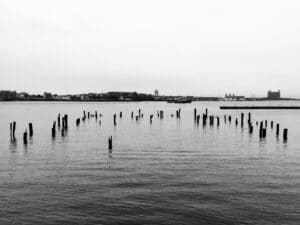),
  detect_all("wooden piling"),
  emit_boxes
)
[194,108,197,121]
[283,129,288,141]
[23,130,28,145]
[58,114,61,127]
[114,114,117,126]
[108,136,112,150]
[76,118,80,126]
[29,123,33,137]
[276,123,280,136]
[120,112,122,118]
